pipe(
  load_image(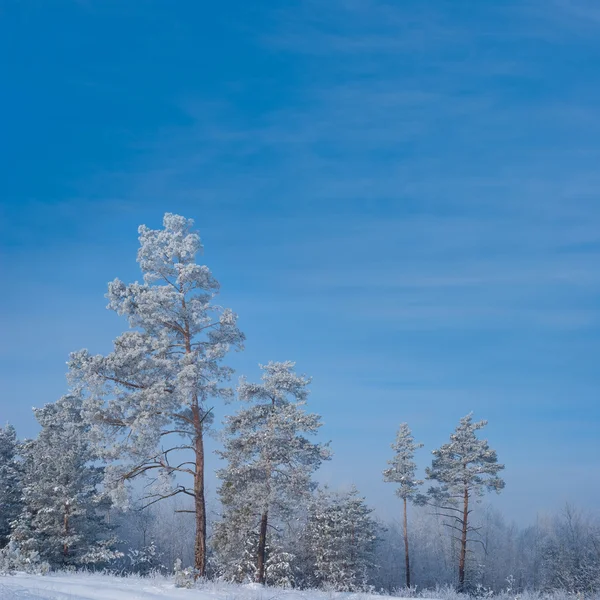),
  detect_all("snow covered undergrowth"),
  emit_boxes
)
[0,572,412,600]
